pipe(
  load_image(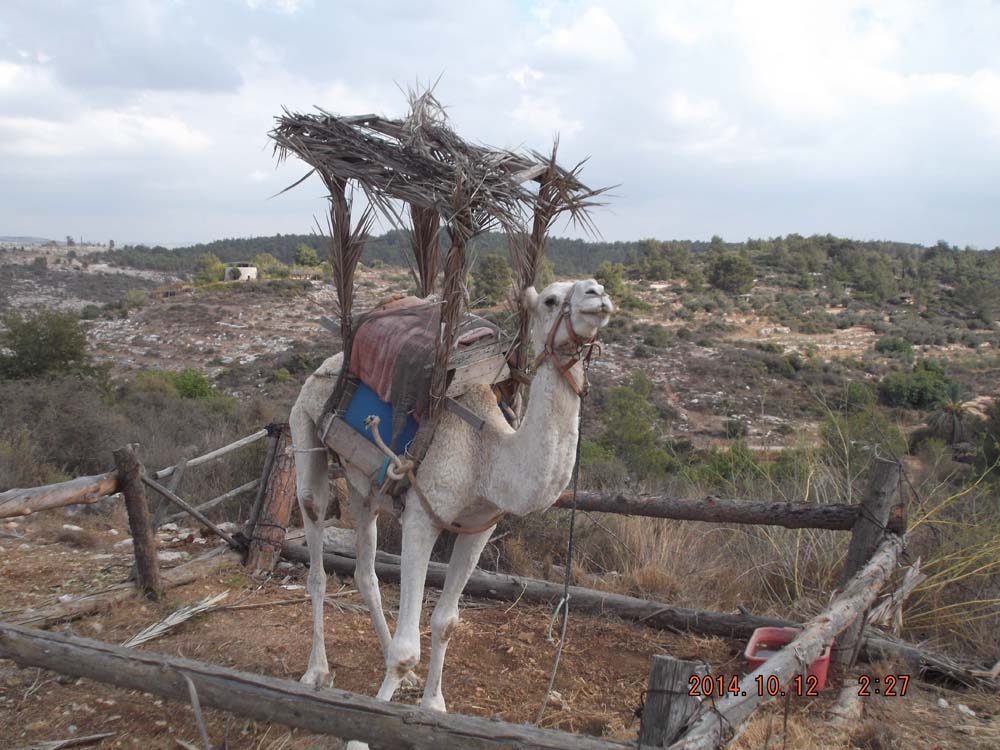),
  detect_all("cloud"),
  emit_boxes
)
[0,110,211,158]
[511,95,583,137]
[508,65,544,89]
[0,1,998,247]
[245,0,308,13]
[537,7,633,66]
